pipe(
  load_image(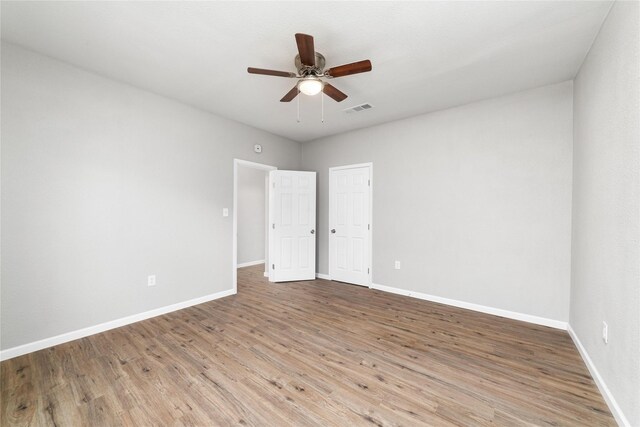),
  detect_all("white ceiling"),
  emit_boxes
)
[1,1,611,142]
